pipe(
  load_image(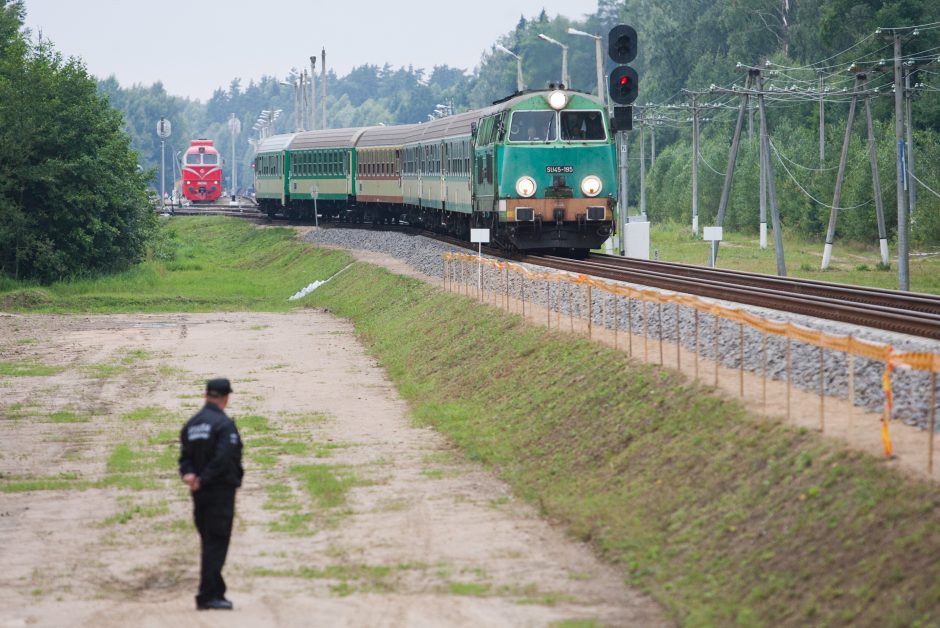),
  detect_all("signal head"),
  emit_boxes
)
[608,66,639,105]
[607,24,637,64]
